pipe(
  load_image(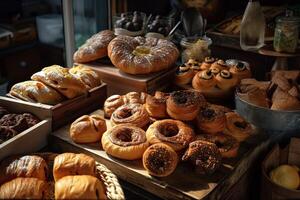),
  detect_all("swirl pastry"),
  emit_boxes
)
[146,119,195,151]
[210,59,229,71]
[186,59,201,75]
[196,134,239,158]
[123,92,148,104]
[108,35,179,74]
[215,70,238,91]
[70,114,107,143]
[31,65,87,99]
[154,91,170,99]
[175,64,194,85]
[145,94,169,119]
[101,124,149,160]
[73,29,116,63]
[111,103,150,128]
[143,143,178,177]
[104,95,125,118]
[200,57,215,70]
[166,90,206,121]
[192,70,217,91]
[69,65,102,89]
[224,112,253,142]
[182,140,222,175]
[229,62,251,81]
[196,104,226,134]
